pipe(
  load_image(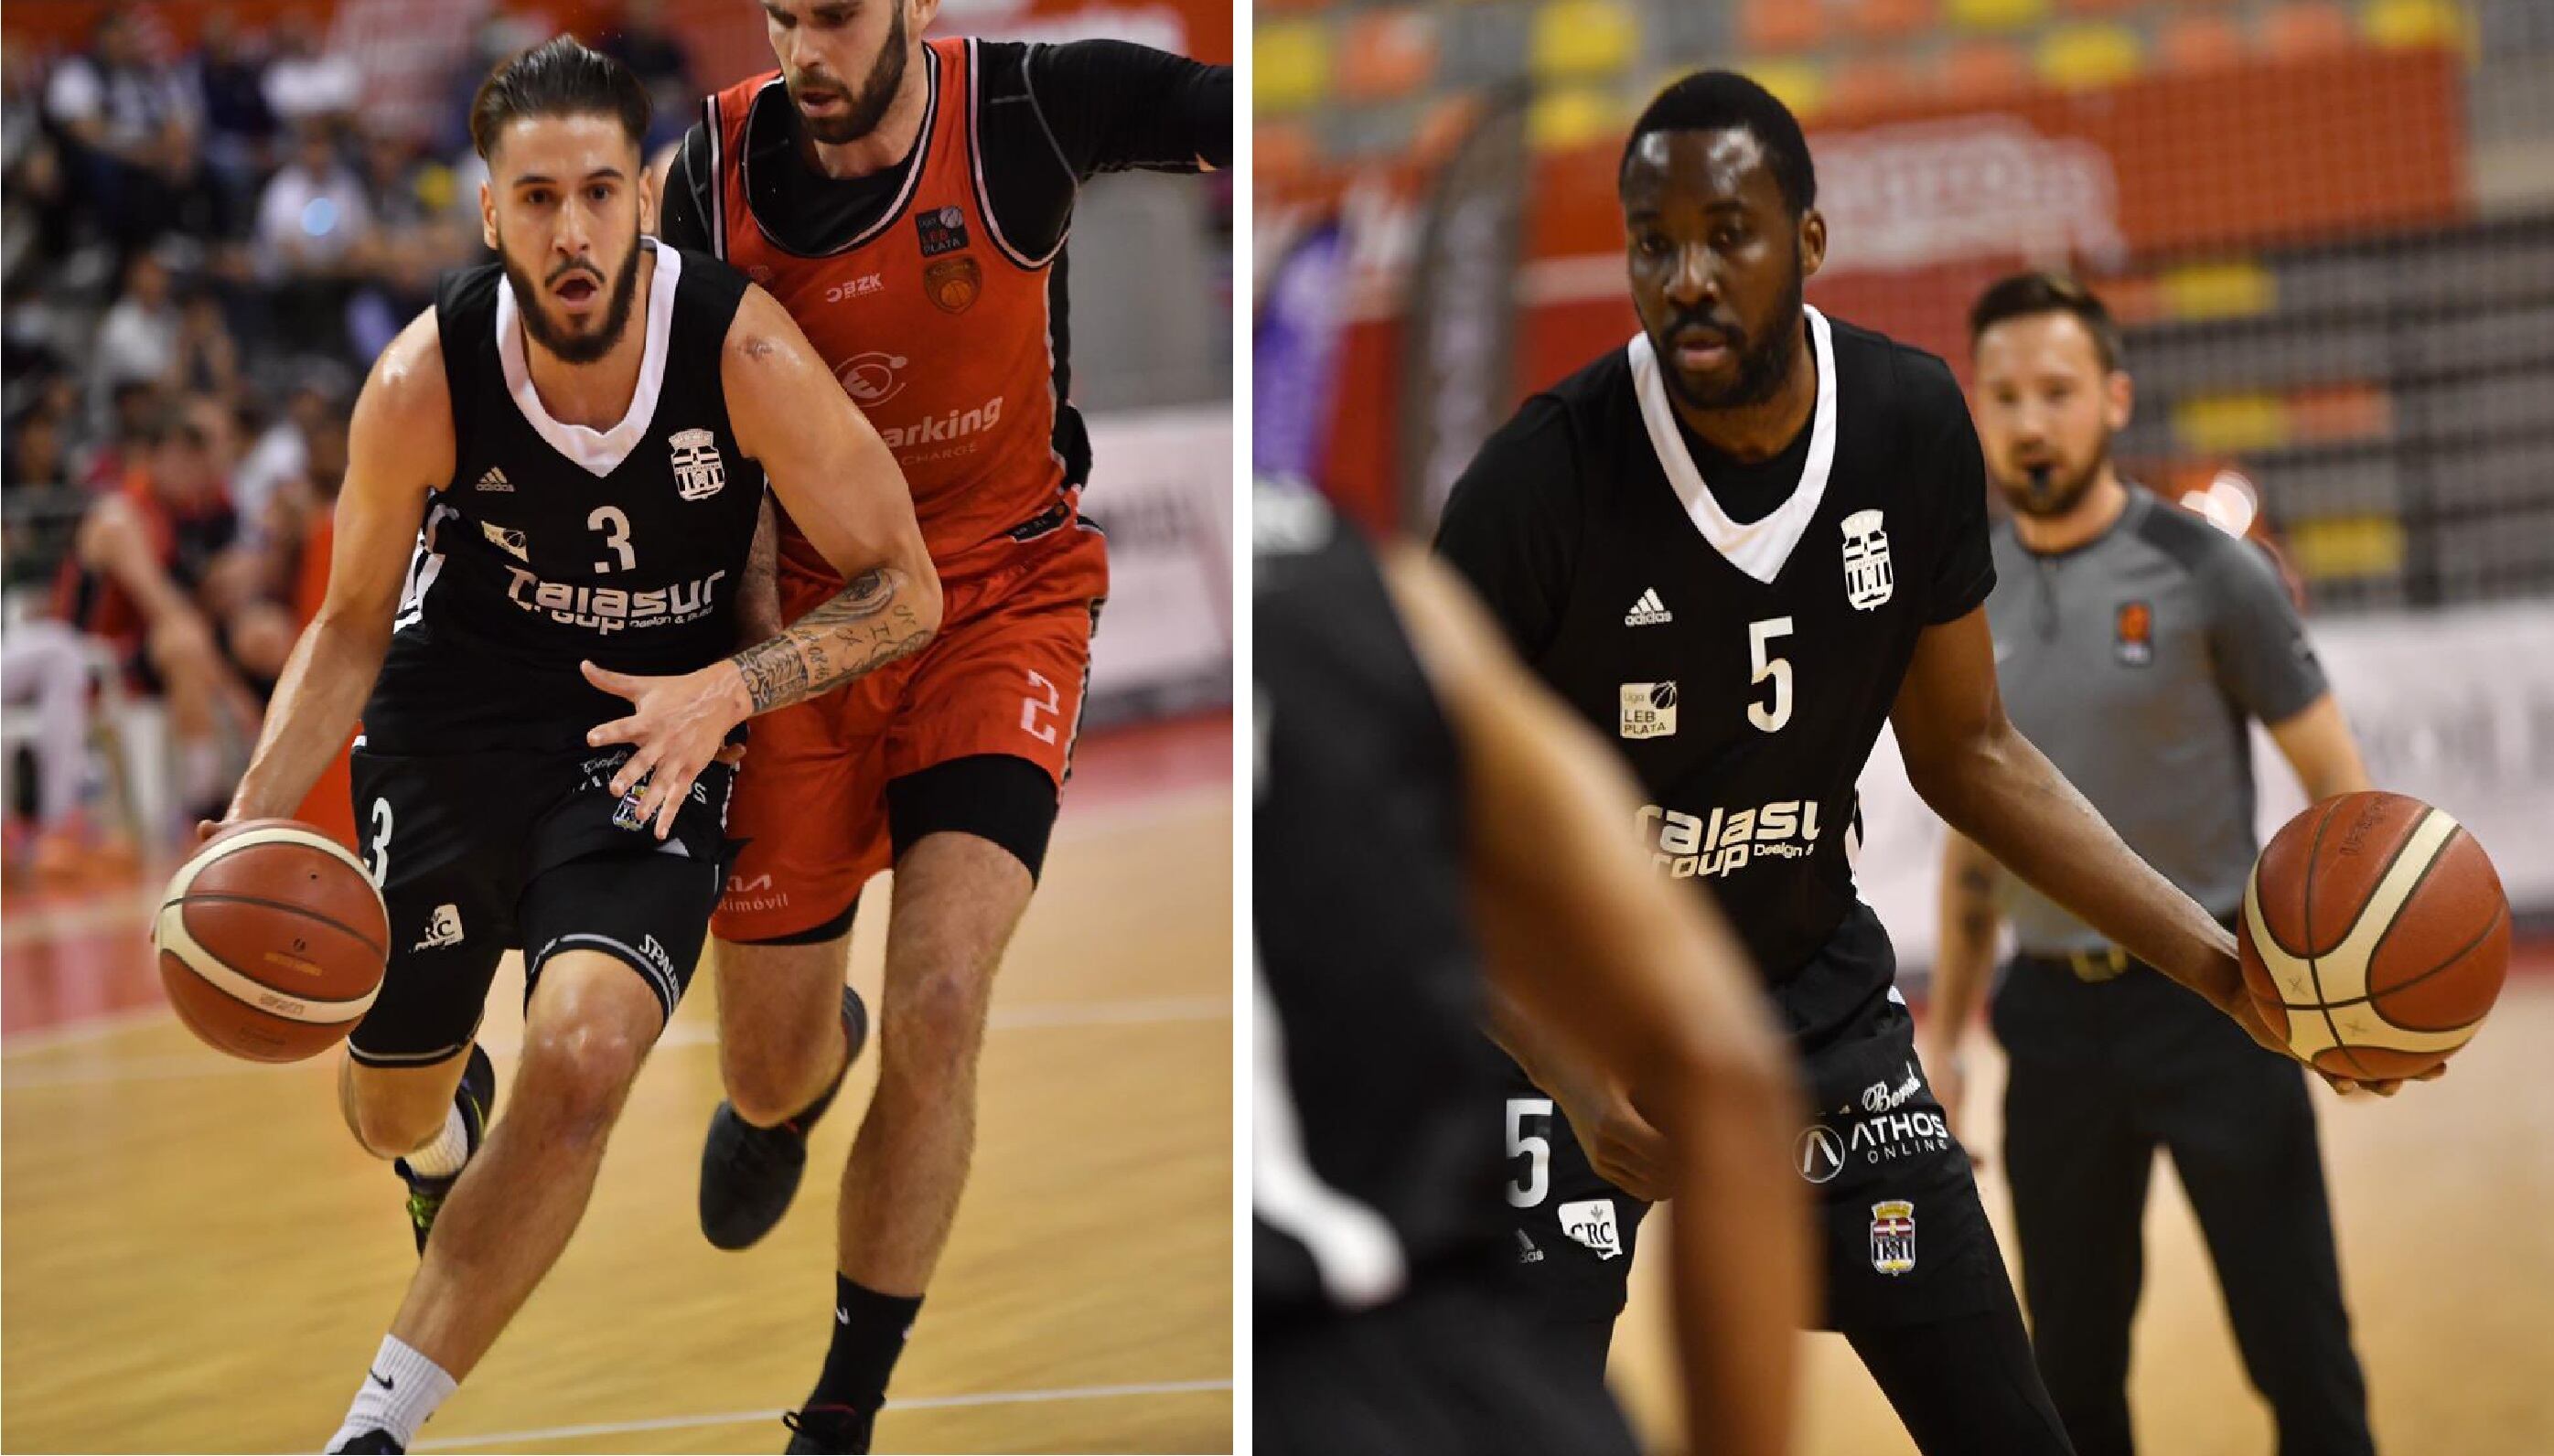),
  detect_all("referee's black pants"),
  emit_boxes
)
[1995,957,2376,1456]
